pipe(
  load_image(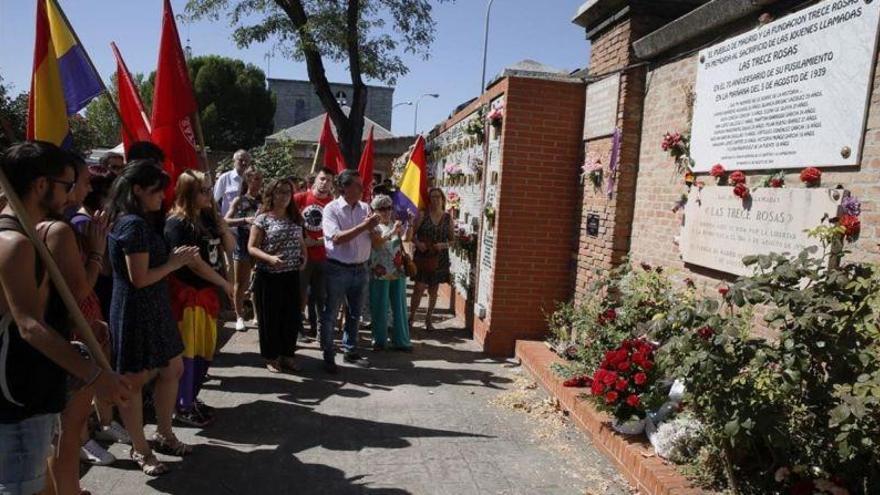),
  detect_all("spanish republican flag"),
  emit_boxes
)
[27,0,104,148]
[393,135,429,218]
